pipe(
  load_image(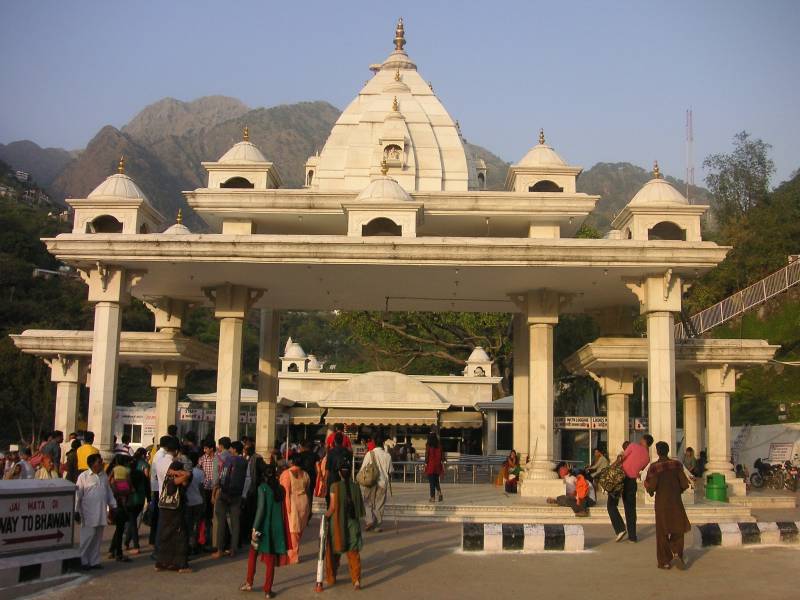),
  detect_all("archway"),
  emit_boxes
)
[221,176,255,189]
[529,180,563,192]
[87,215,123,233]
[648,221,686,241]
[306,170,314,186]
[362,217,402,237]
